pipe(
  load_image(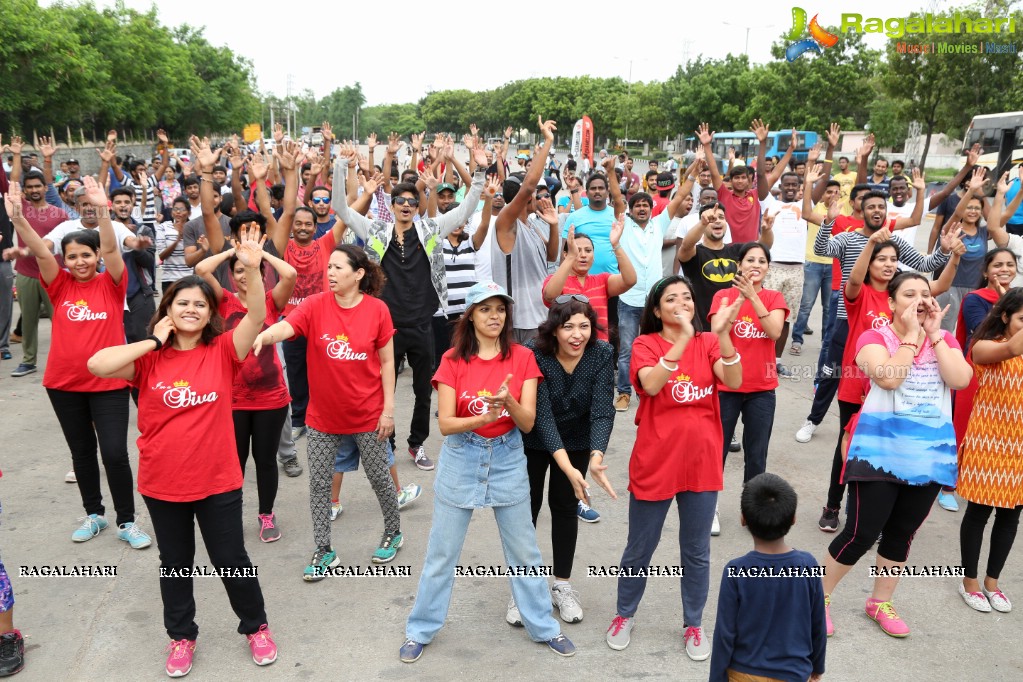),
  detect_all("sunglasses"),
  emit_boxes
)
[310,197,330,204]
[554,294,590,305]
[535,193,550,201]
[393,196,420,207]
